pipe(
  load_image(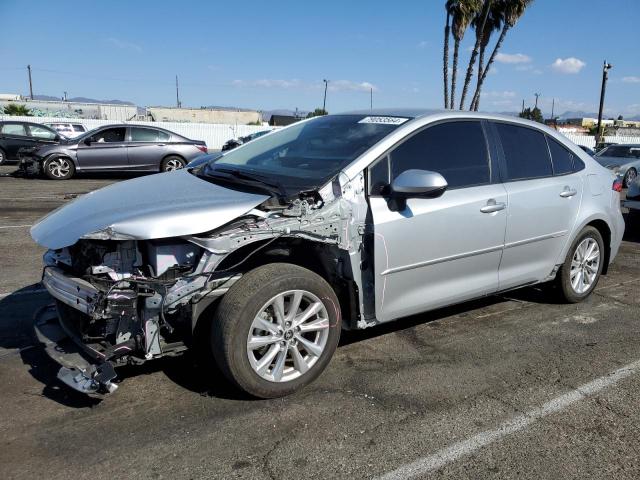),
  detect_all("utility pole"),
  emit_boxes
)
[521,99,525,114]
[370,87,373,110]
[27,65,33,100]
[534,92,541,109]
[322,79,329,113]
[63,91,68,102]
[595,61,613,145]
[551,98,555,119]
[175,75,181,108]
